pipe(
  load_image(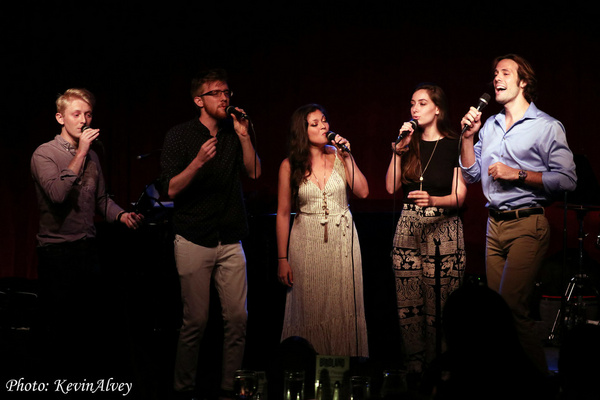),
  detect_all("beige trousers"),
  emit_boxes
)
[173,235,248,392]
